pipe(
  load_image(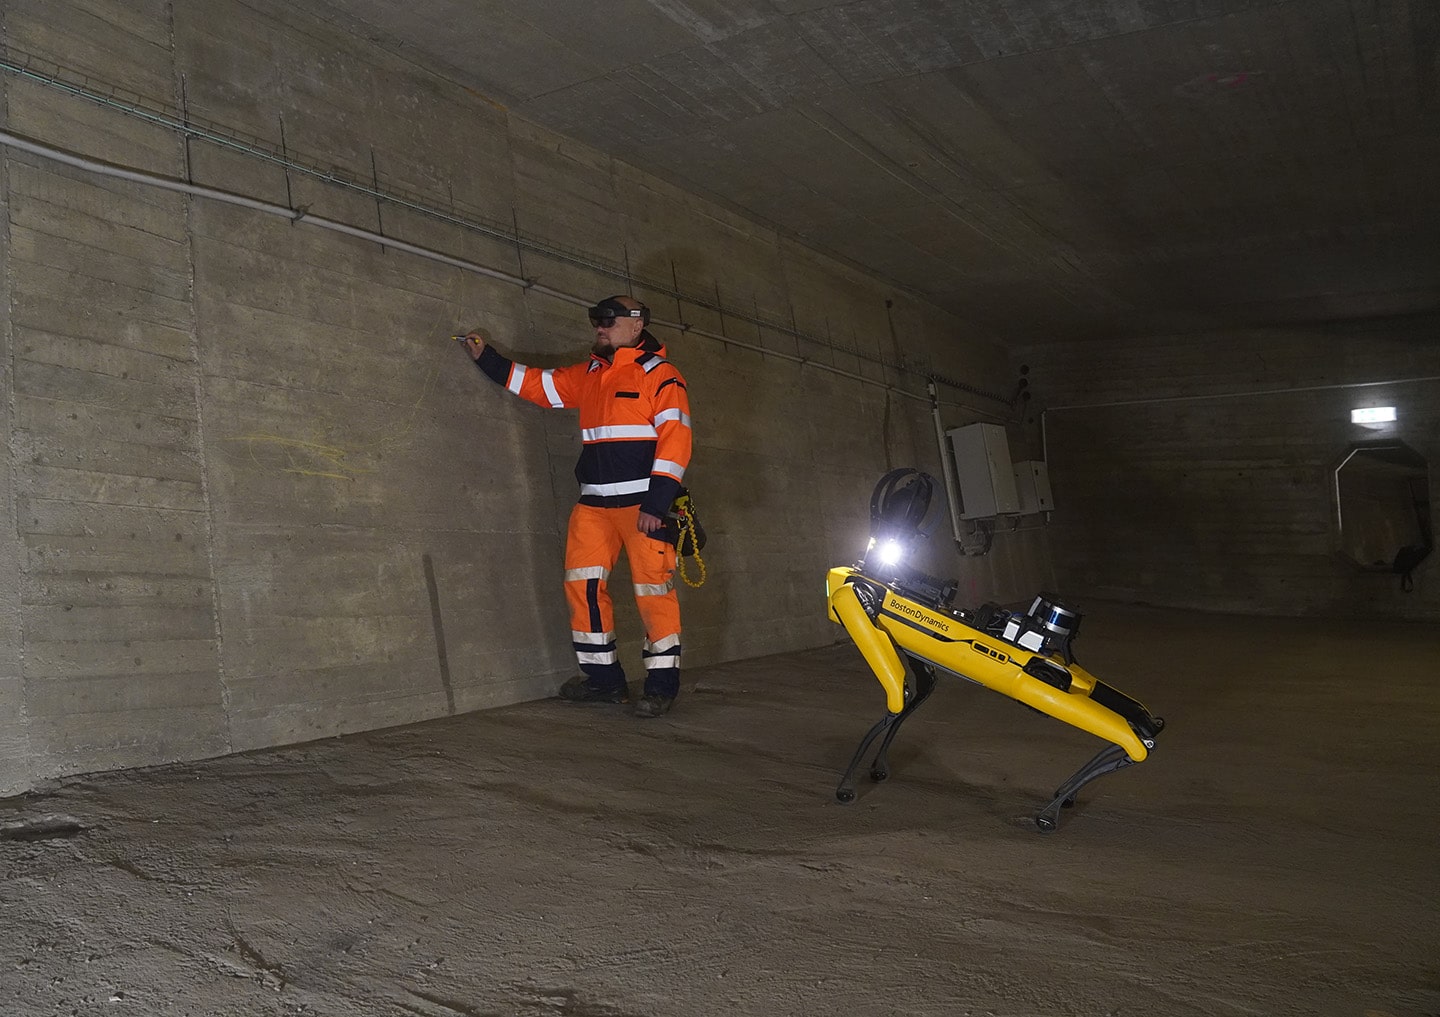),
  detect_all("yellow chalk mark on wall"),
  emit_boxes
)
[226,433,373,480]
[223,365,442,482]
